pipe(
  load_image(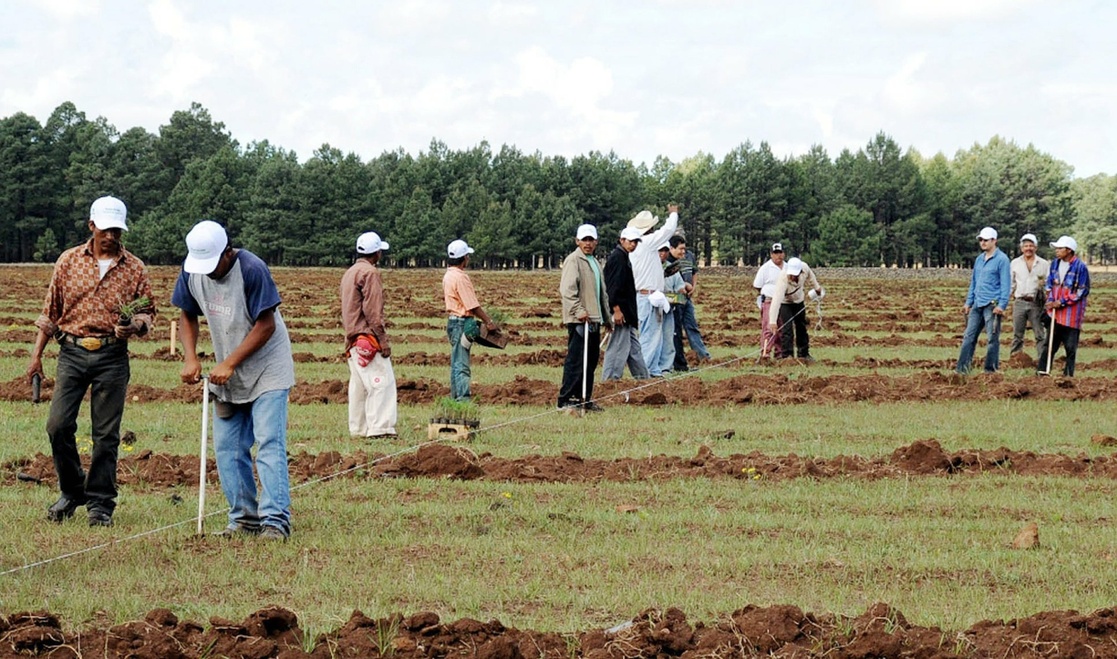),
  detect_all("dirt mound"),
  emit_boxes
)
[7,602,1117,658]
[8,441,1117,492]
